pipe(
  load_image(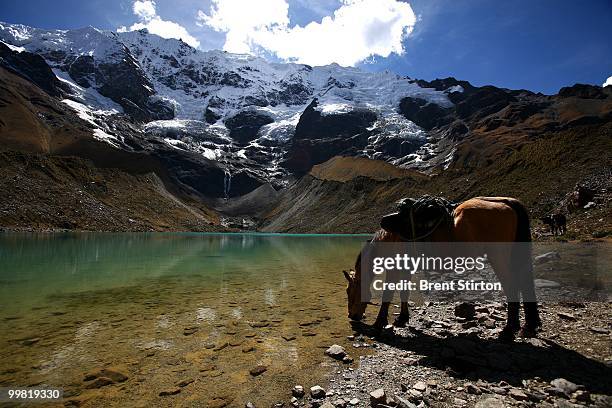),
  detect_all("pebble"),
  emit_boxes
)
[326,344,347,360]
[159,387,181,396]
[349,398,360,405]
[183,327,198,335]
[466,383,483,395]
[534,251,560,264]
[292,385,305,398]
[85,377,114,389]
[334,398,347,407]
[557,312,577,321]
[177,378,194,387]
[508,389,528,401]
[311,385,326,399]
[20,338,40,346]
[84,368,128,383]
[550,378,579,395]
[249,365,267,376]
[412,381,427,392]
[474,397,504,408]
[369,388,386,407]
